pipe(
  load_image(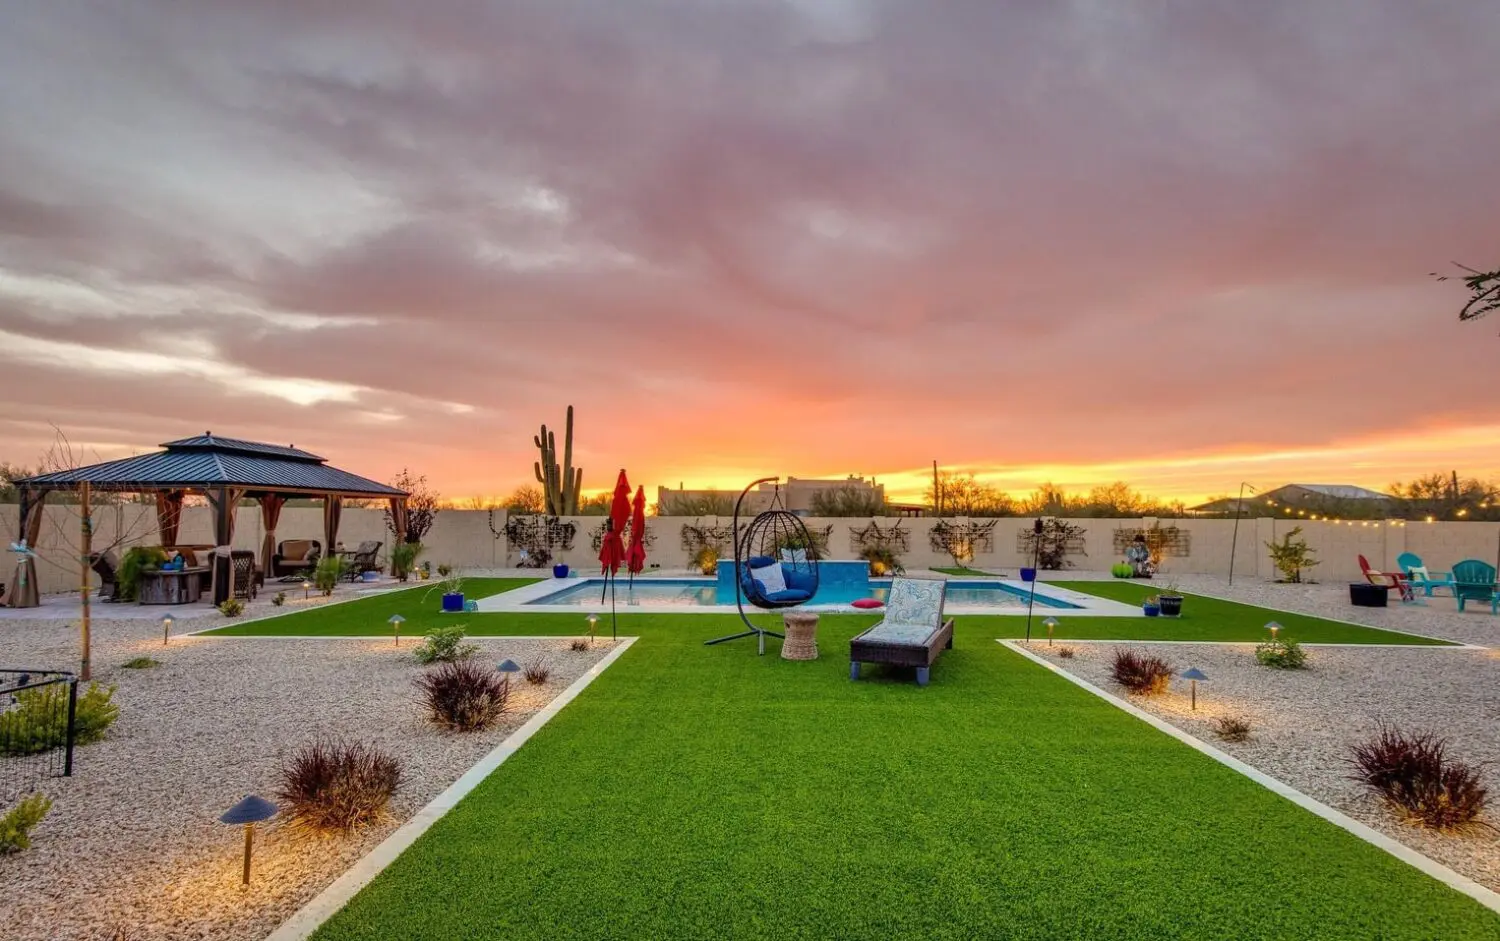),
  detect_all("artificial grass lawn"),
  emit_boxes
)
[932,565,998,576]
[1051,580,1449,646]
[311,617,1497,940]
[200,578,538,636]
